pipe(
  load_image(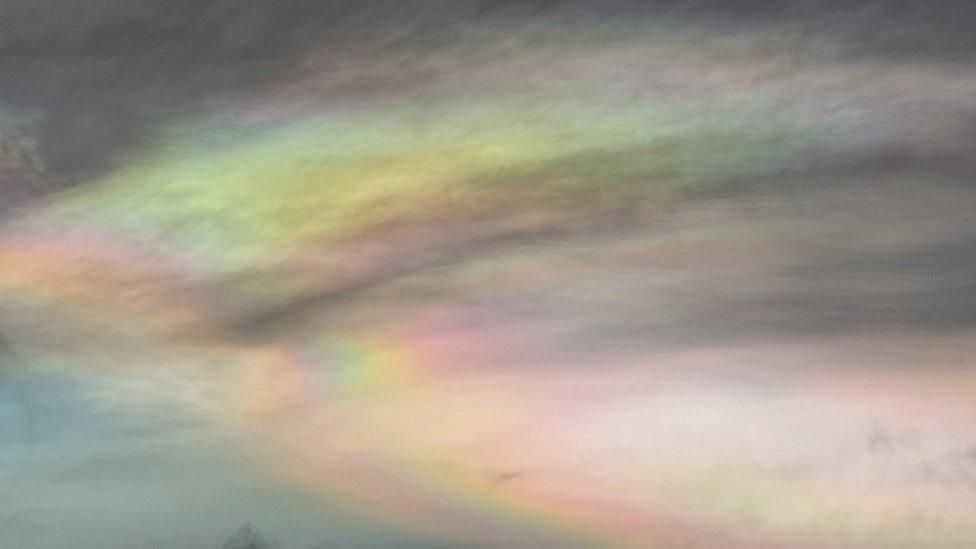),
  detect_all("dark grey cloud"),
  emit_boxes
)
[1,0,974,193]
